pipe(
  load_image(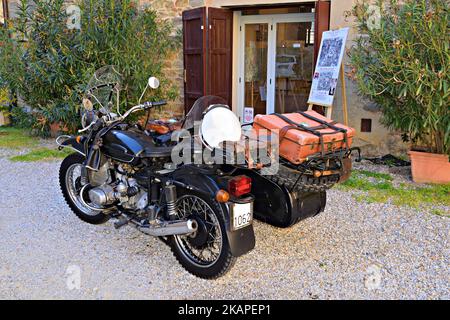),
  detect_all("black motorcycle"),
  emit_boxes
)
[57,66,356,279]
